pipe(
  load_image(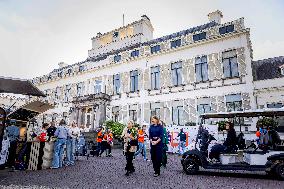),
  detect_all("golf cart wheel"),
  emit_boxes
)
[183,157,199,175]
[275,163,284,180]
